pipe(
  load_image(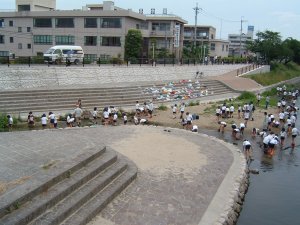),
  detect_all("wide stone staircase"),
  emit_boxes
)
[0,146,137,225]
[0,79,236,115]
